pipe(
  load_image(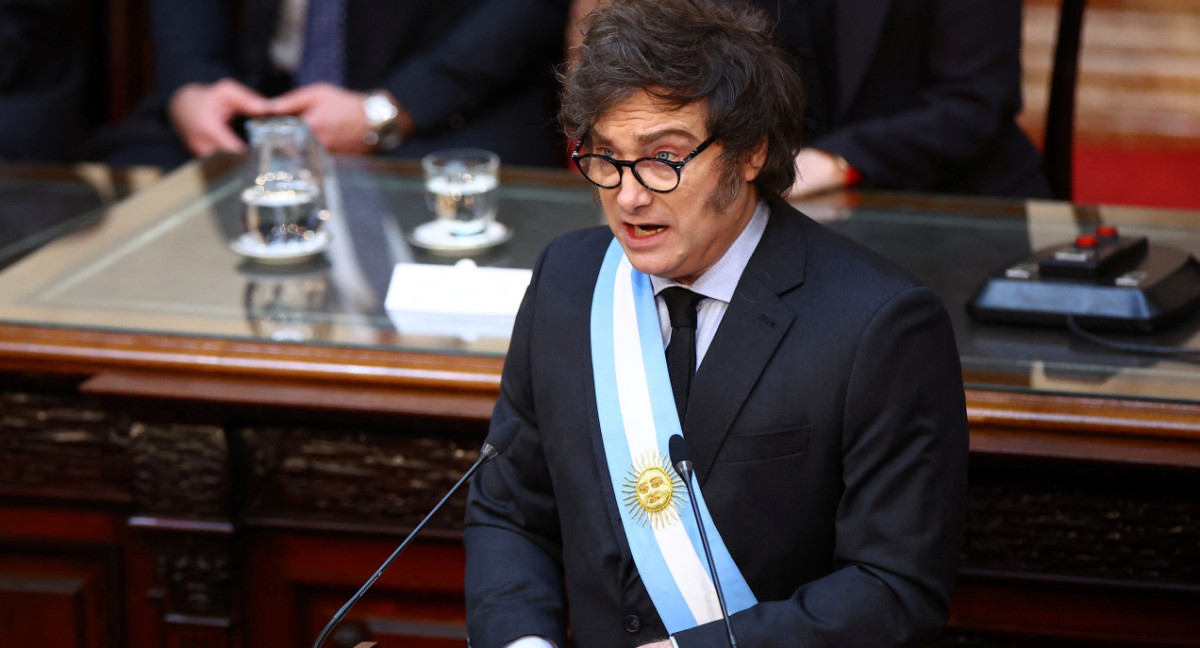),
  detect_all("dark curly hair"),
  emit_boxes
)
[560,0,806,199]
